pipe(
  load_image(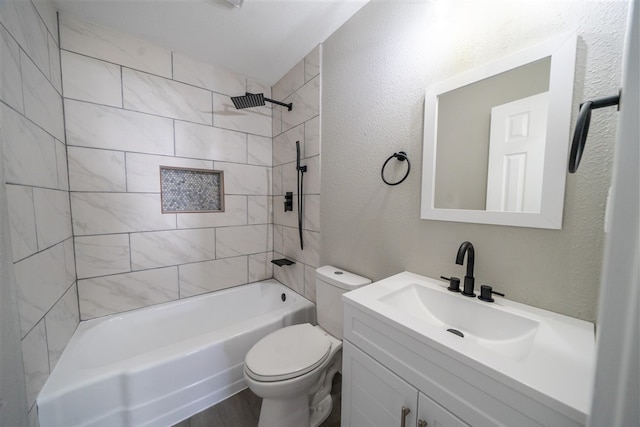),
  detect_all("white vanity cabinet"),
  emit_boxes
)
[342,340,468,427]
[341,298,587,427]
